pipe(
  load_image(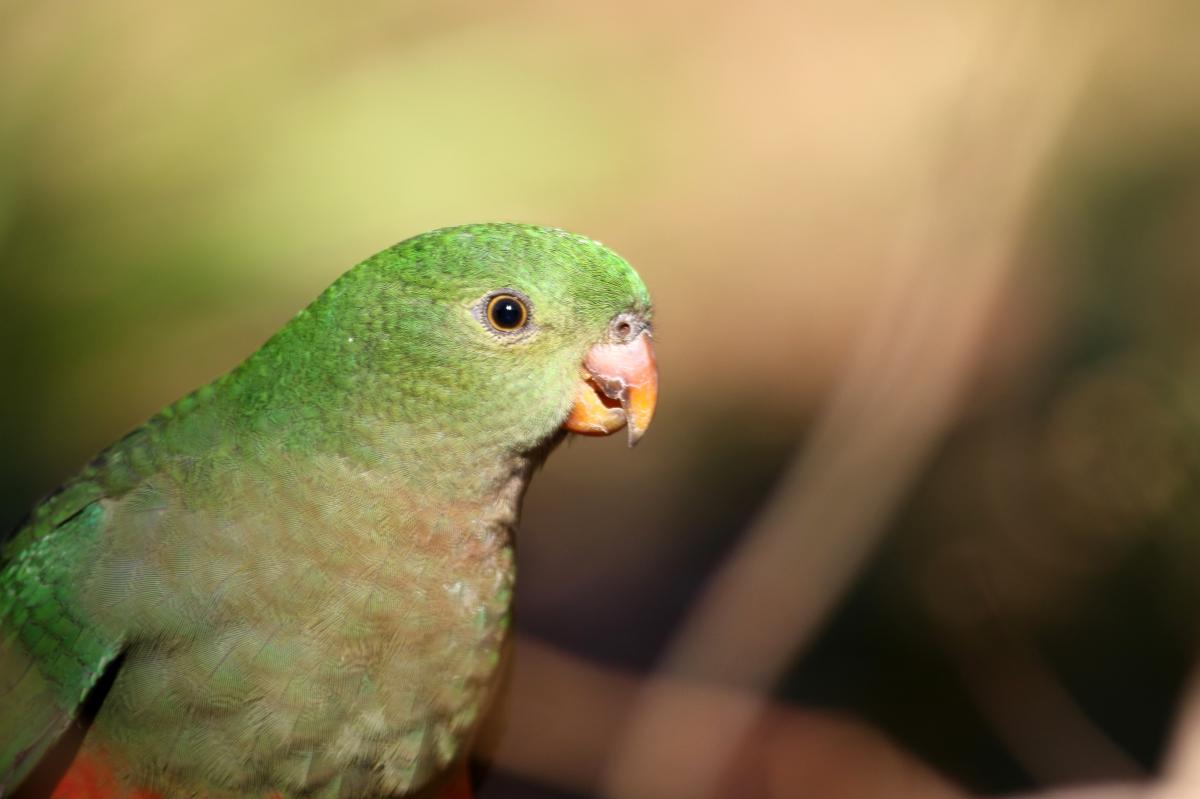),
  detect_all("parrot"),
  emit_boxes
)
[0,223,658,799]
